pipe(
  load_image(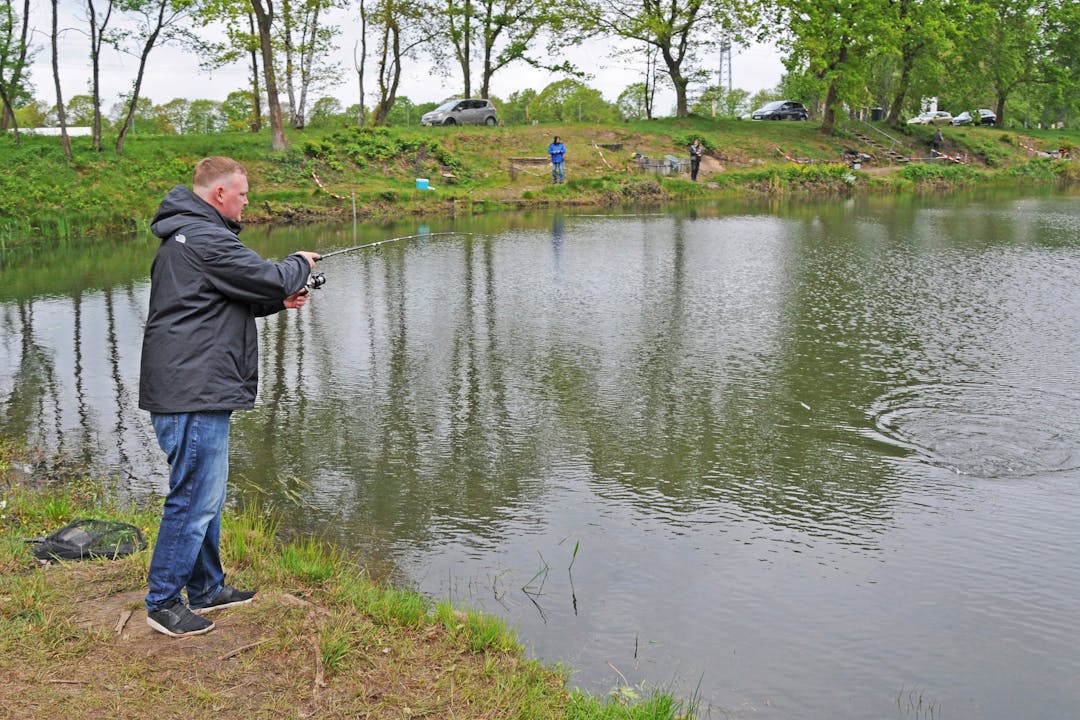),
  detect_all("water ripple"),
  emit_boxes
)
[869,381,1080,478]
